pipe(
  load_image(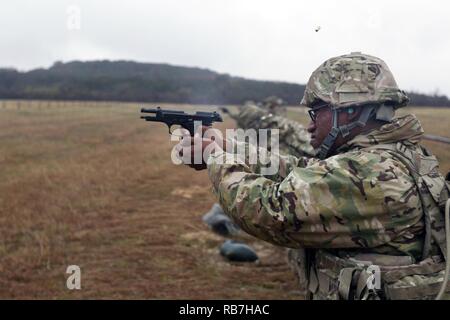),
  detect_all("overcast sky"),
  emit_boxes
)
[1,0,450,96]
